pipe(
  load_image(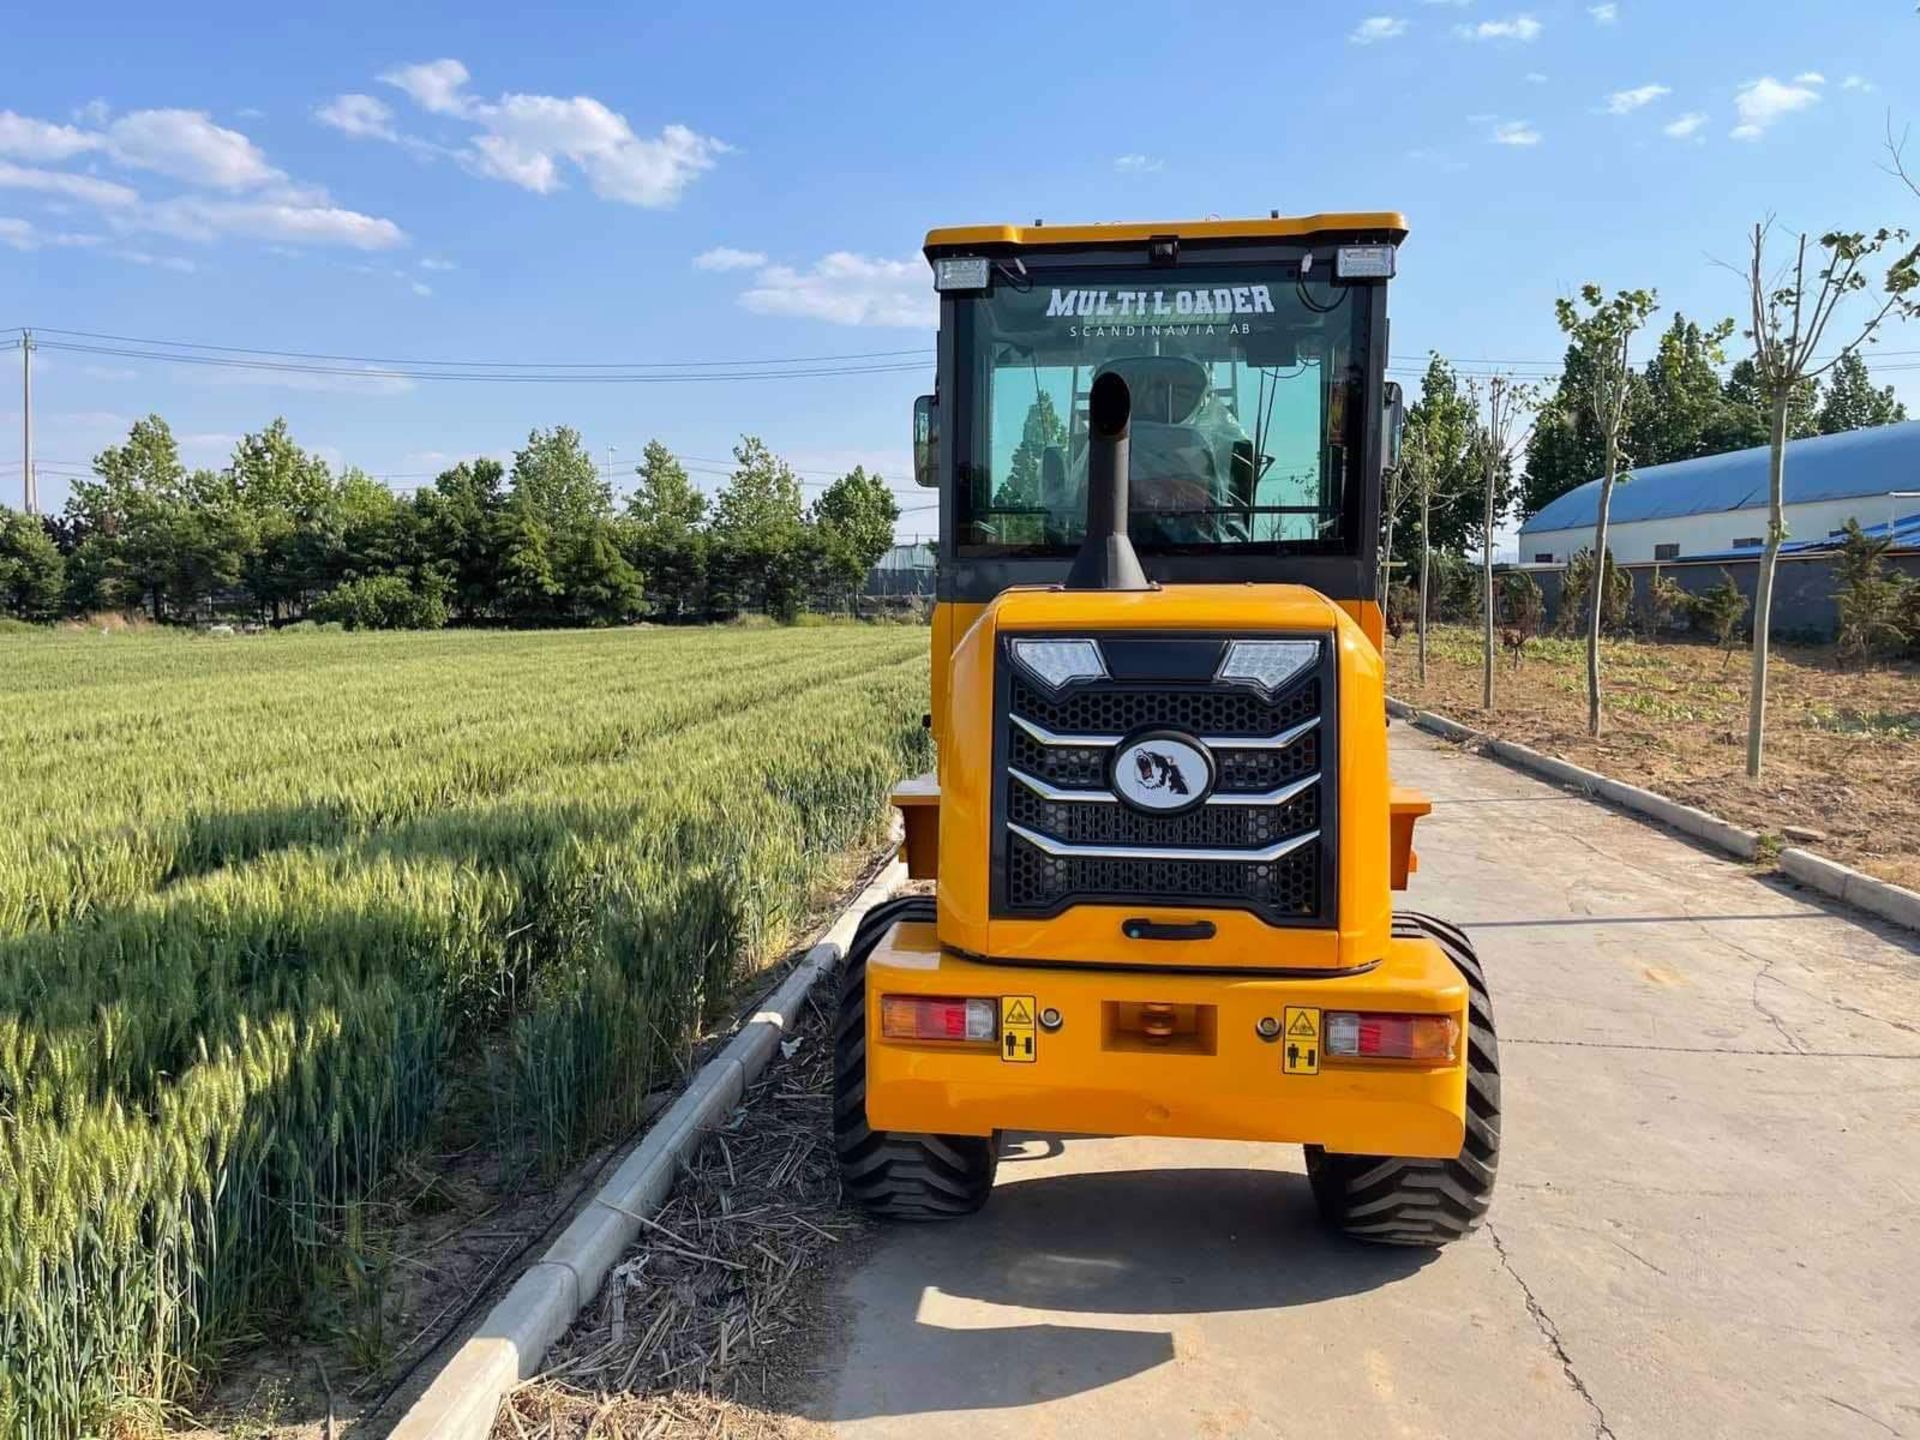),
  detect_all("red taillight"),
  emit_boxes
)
[1325,1011,1458,1061]
[880,995,998,1043]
